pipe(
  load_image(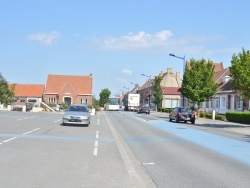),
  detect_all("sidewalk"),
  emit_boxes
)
[152,111,250,136]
